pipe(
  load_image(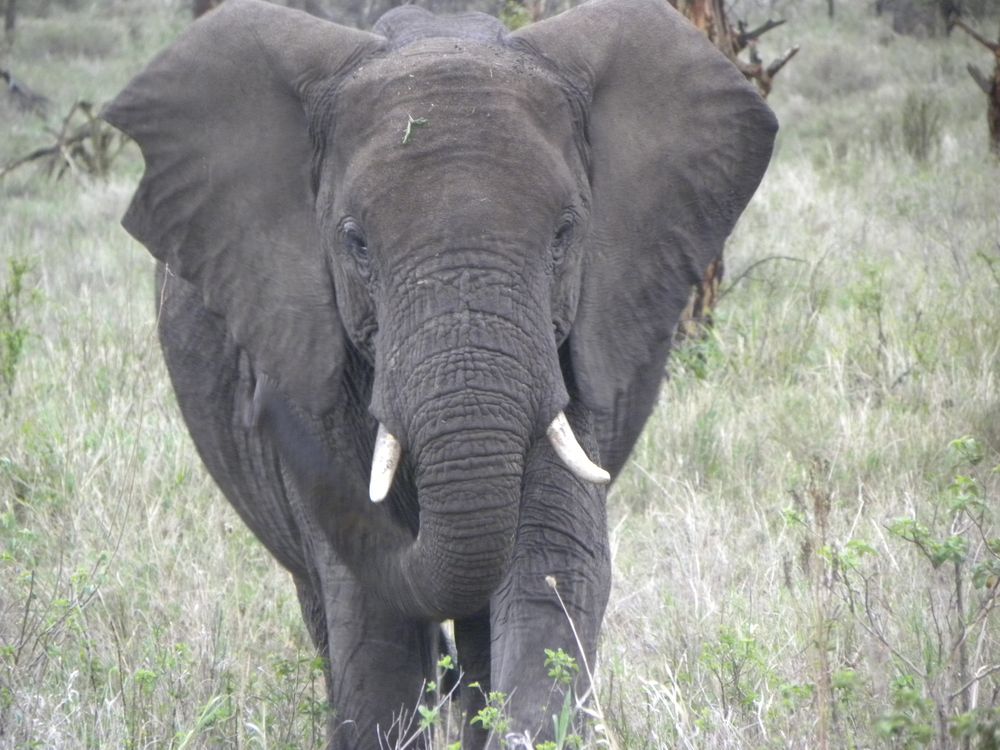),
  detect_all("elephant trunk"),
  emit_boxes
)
[366,331,539,618]
[400,382,527,615]
[361,262,568,619]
